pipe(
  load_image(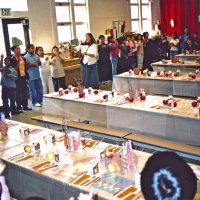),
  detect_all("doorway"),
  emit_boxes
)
[2,18,30,56]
